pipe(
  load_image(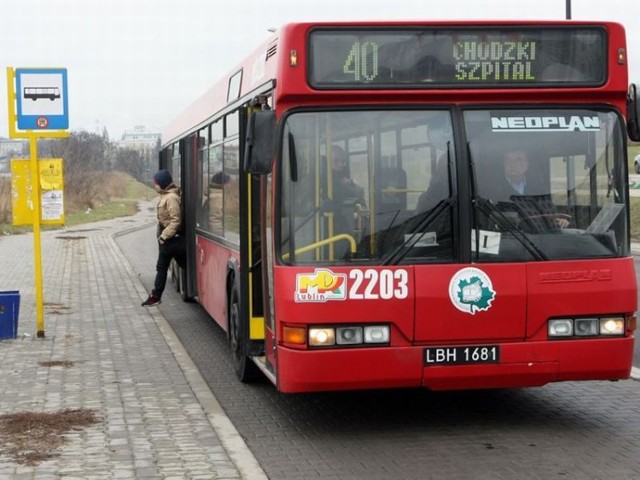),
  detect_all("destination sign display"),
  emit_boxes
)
[308,27,606,88]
